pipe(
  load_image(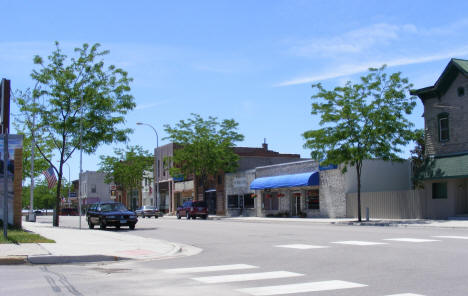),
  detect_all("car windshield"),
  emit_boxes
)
[194,201,207,207]
[100,203,128,212]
